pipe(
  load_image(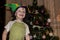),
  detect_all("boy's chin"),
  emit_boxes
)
[17,16,25,19]
[19,17,25,19]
